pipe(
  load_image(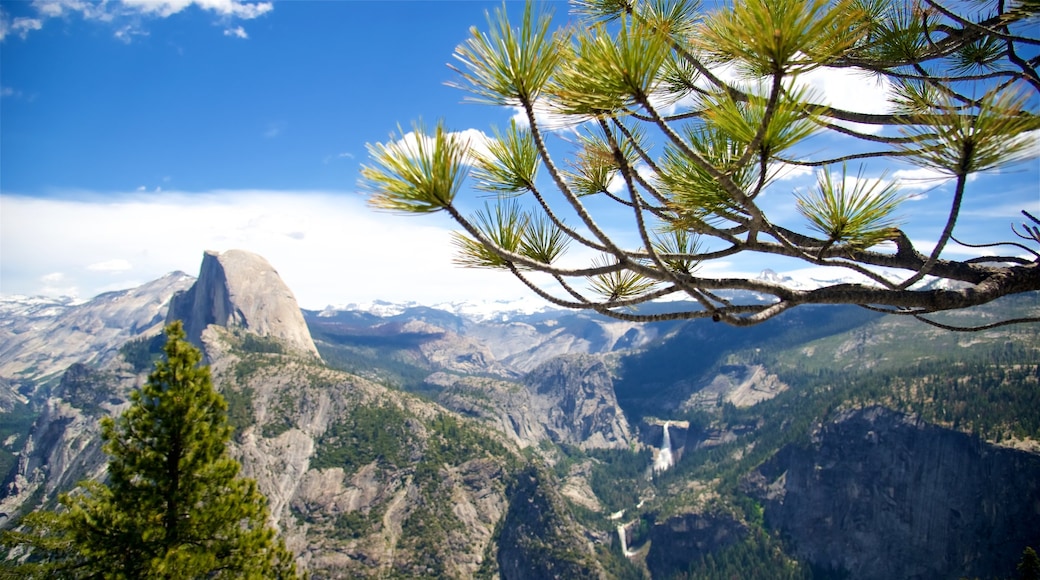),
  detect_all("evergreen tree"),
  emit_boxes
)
[1,321,298,579]
[1021,547,1040,580]
[361,0,1040,331]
